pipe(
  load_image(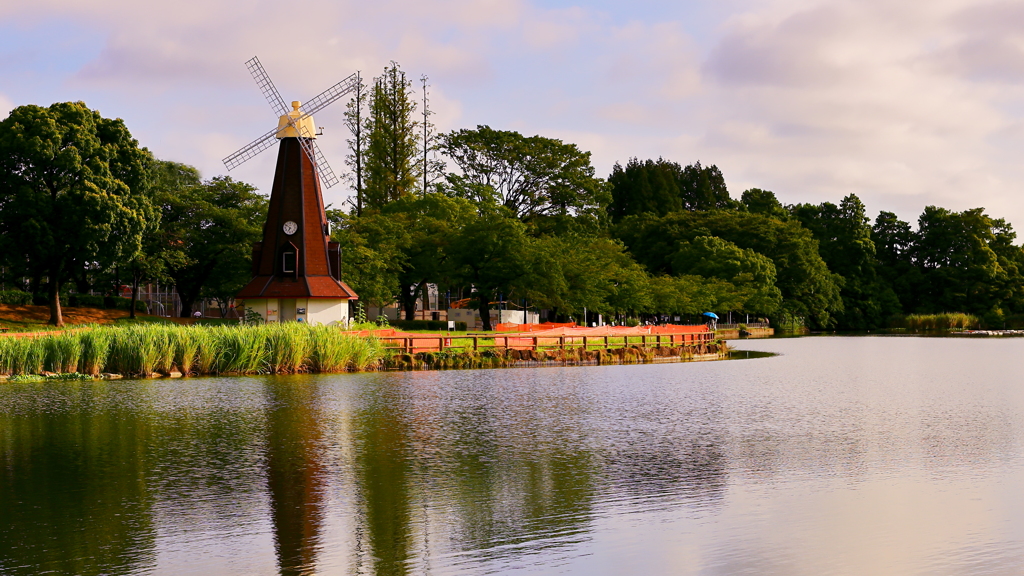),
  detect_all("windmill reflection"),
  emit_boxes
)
[265,381,327,576]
